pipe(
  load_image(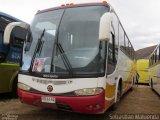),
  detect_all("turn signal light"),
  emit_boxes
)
[102,1,107,4]
[61,3,74,7]
[61,4,65,7]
